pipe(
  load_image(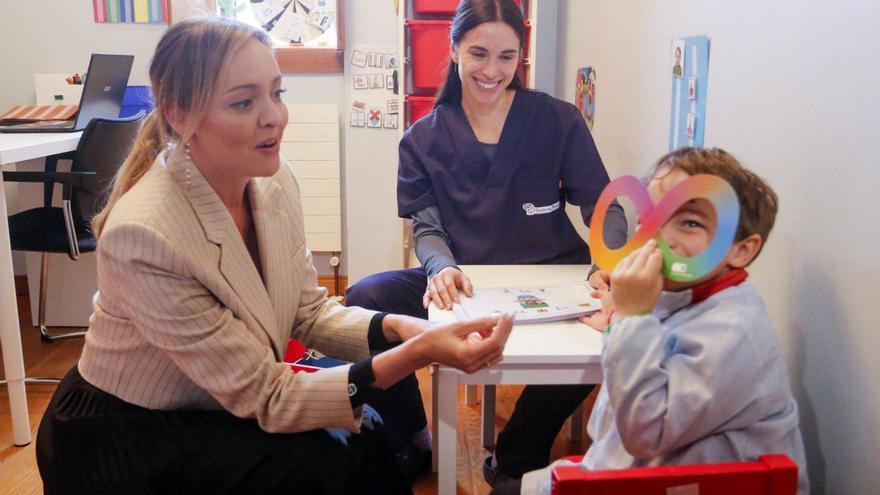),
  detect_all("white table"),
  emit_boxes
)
[0,132,81,446]
[429,265,604,495]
